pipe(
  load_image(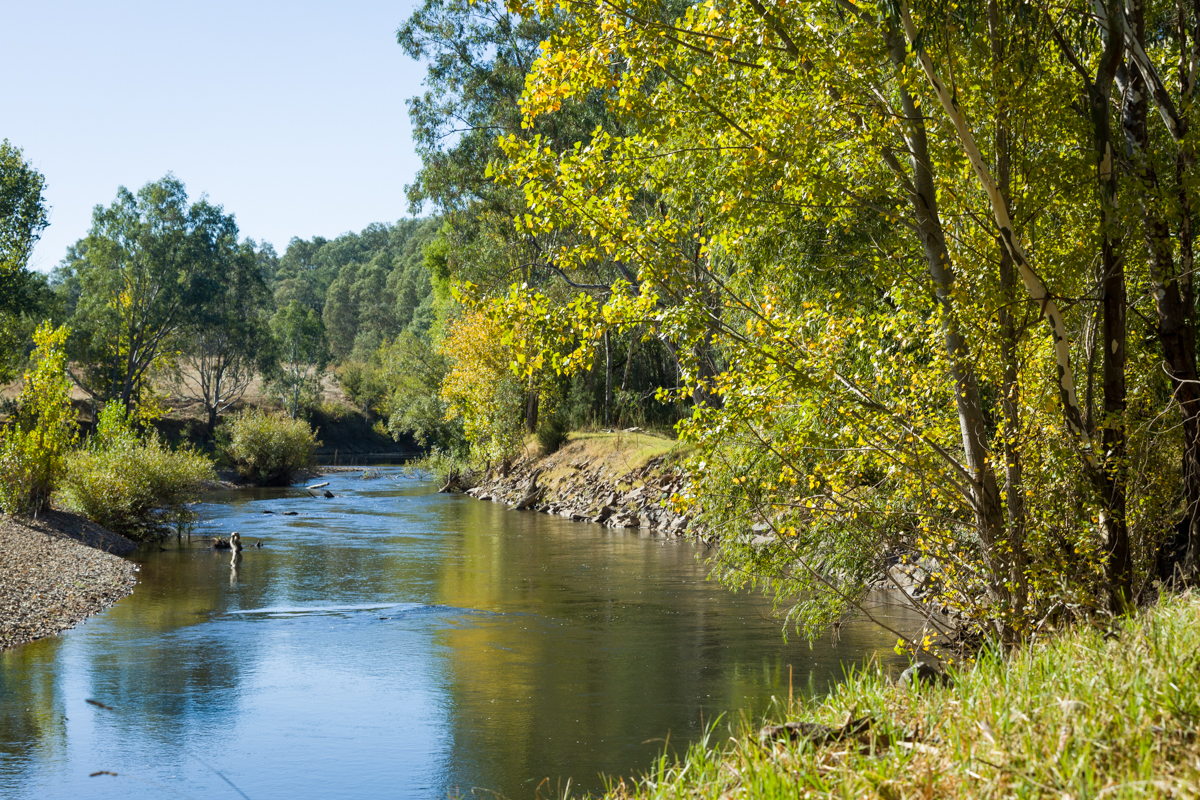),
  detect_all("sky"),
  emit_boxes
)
[2,0,428,273]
